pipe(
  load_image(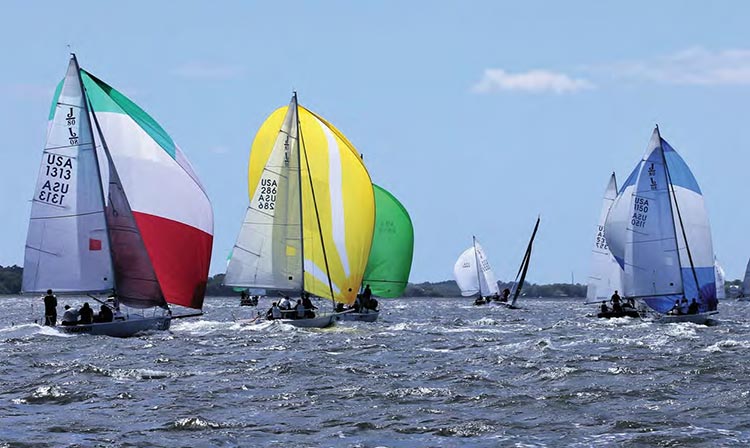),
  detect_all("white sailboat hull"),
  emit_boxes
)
[57,315,171,337]
[279,313,338,328]
[658,311,717,325]
[339,309,379,322]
